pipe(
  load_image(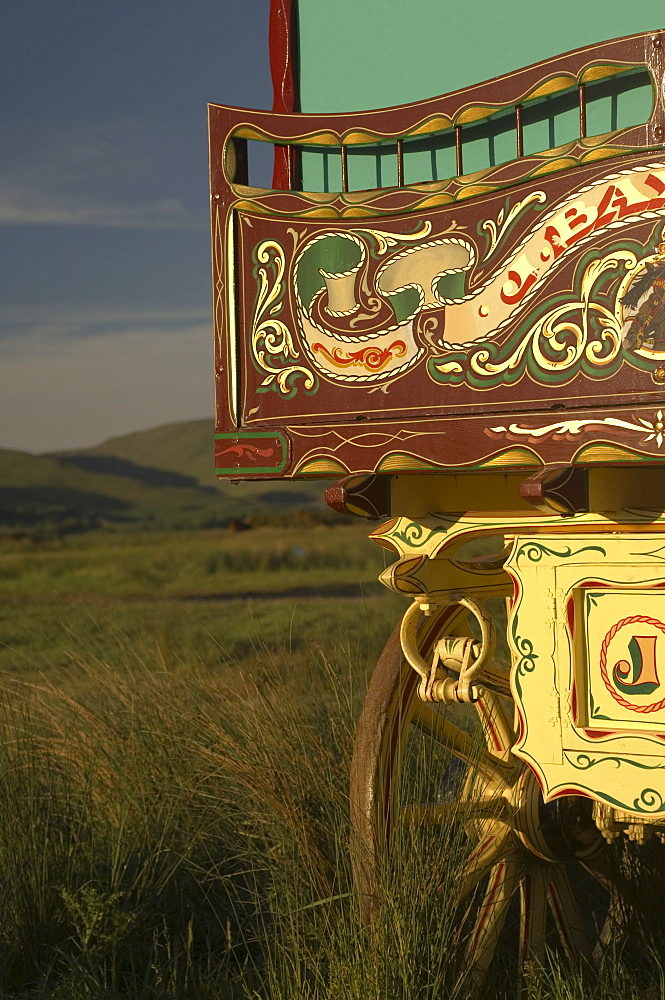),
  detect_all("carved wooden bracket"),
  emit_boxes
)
[520,466,589,515]
[324,474,390,518]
